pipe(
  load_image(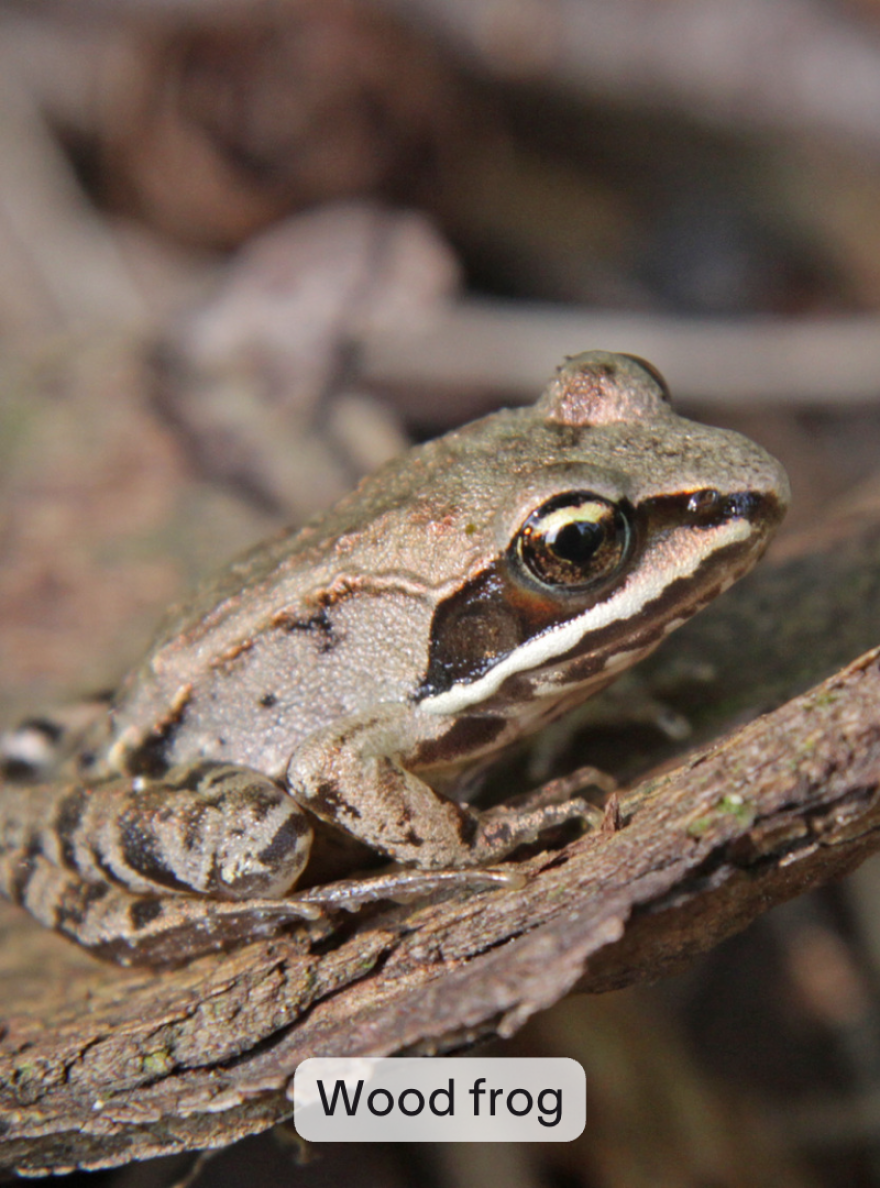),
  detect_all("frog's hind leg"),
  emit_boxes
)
[7,854,323,964]
[0,762,318,963]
